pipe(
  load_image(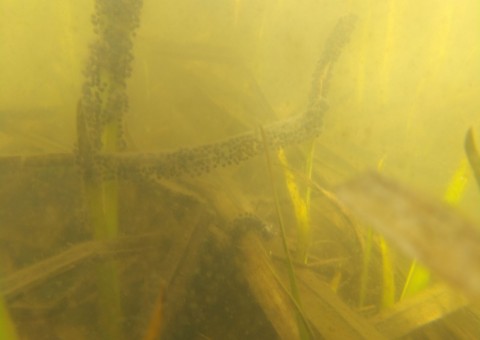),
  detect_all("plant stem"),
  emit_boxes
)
[260,127,311,340]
